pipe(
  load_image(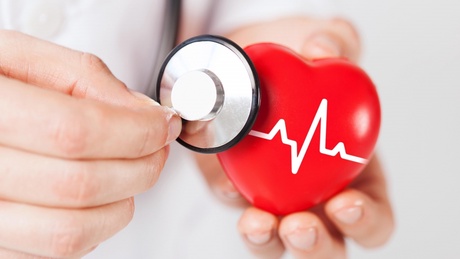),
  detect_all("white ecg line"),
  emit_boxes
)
[249,99,367,174]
